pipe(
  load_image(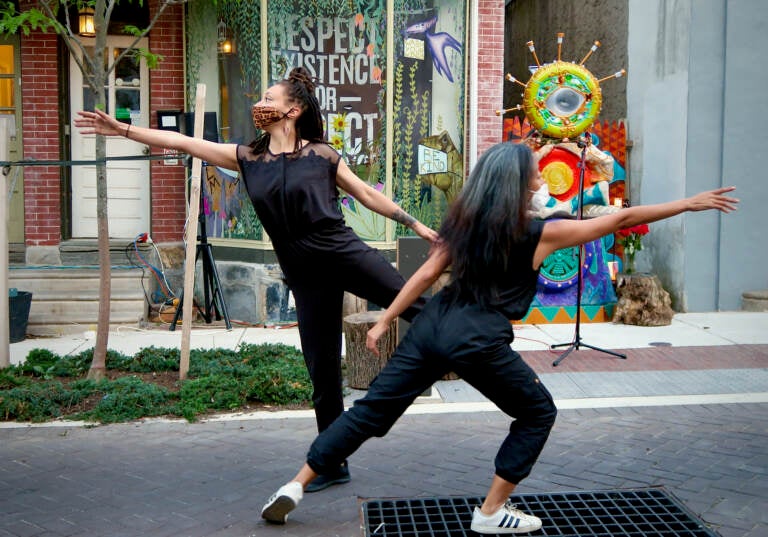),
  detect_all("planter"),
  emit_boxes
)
[613,273,673,326]
[9,290,32,343]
